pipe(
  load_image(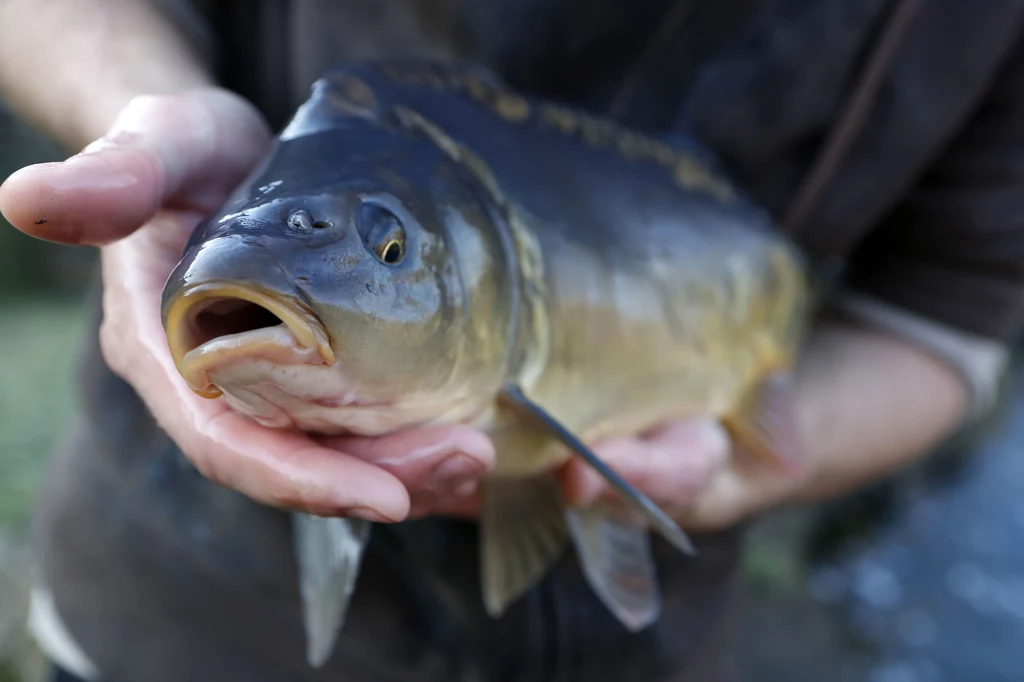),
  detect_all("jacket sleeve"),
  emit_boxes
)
[843,33,1024,344]
[832,35,1024,419]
